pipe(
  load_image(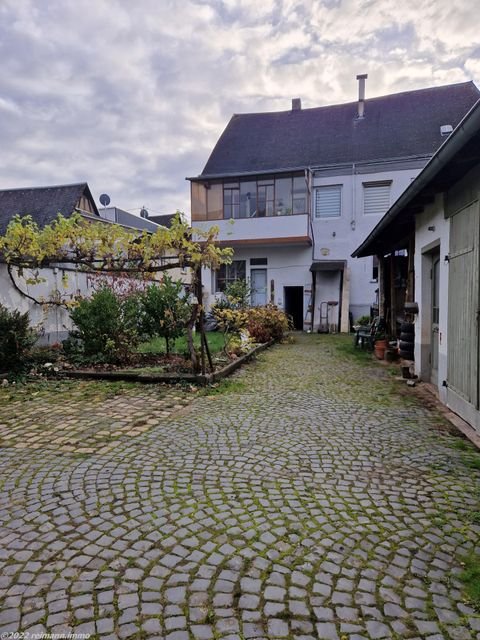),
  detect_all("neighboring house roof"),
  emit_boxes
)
[195,81,480,178]
[352,98,480,258]
[100,206,161,233]
[0,183,99,235]
[148,213,177,228]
